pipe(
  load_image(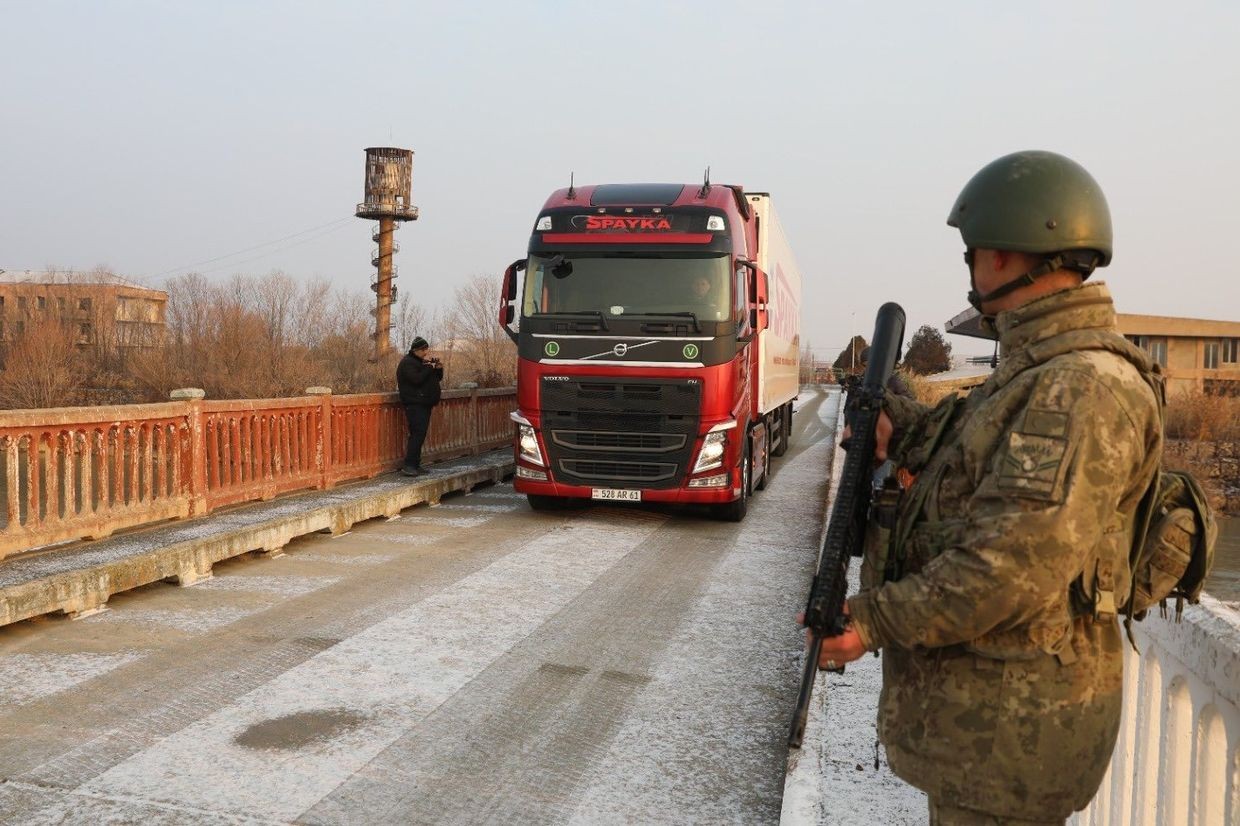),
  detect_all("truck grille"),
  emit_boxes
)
[559,459,677,483]
[551,431,685,453]
[540,377,701,489]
